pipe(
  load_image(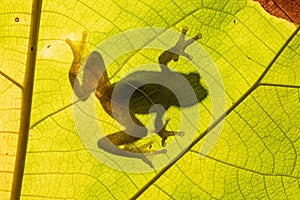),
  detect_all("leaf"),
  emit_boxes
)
[1,0,299,199]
